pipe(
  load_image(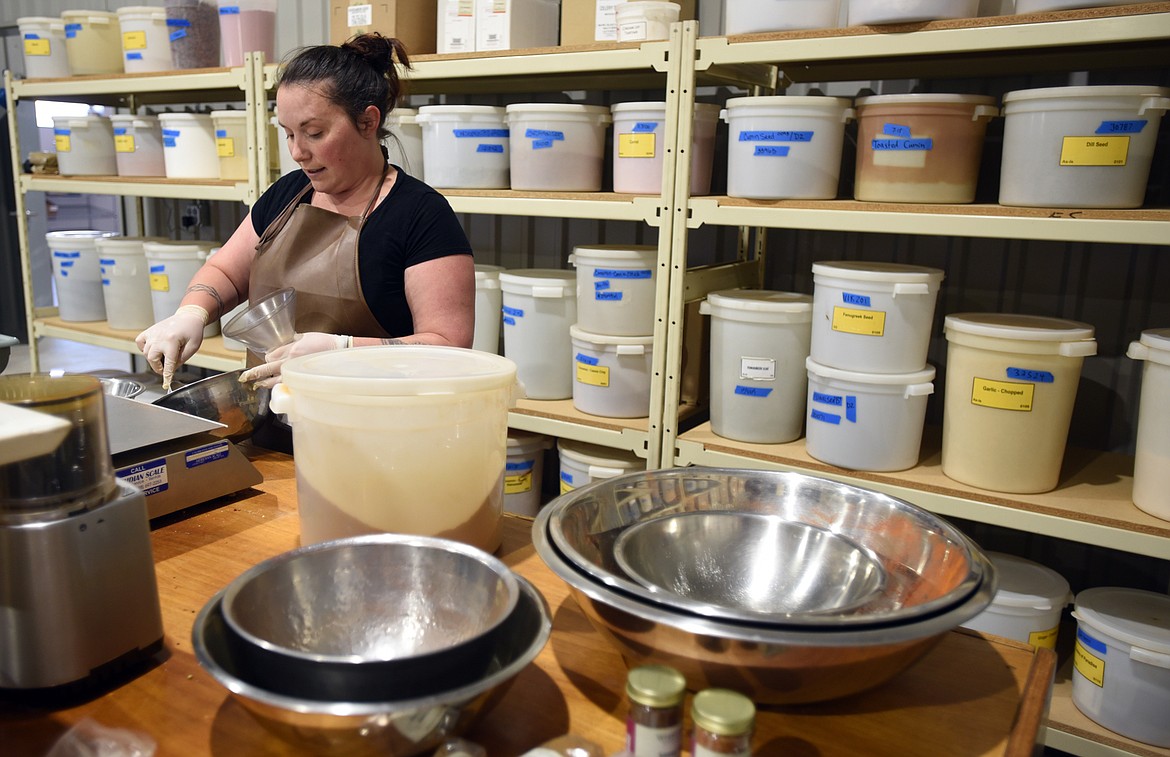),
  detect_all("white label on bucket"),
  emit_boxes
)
[1060,136,1129,167]
[734,385,772,398]
[619,133,656,158]
[577,360,610,387]
[970,378,1034,412]
[116,457,169,497]
[740,357,775,380]
[347,4,374,27]
[1074,627,1106,687]
[1006,367,1054,383]
[1097,120,1147,134]
[832,306,886,336]
[619,21,649,40]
